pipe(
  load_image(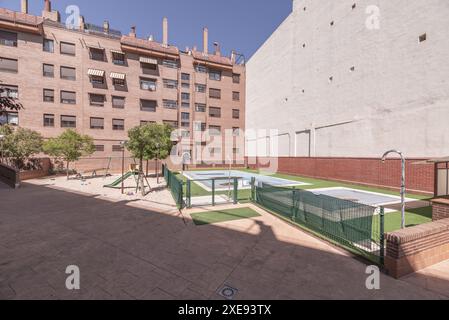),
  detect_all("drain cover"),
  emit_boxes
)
[218,285,238,300]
